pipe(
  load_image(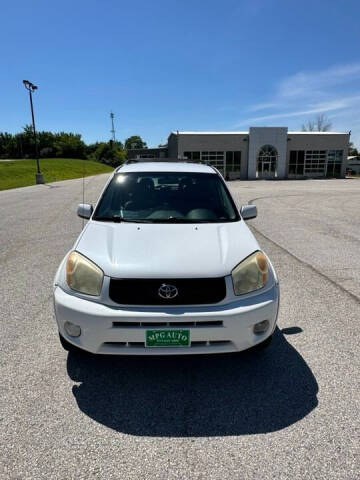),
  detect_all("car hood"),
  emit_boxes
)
[75,220,260,278]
